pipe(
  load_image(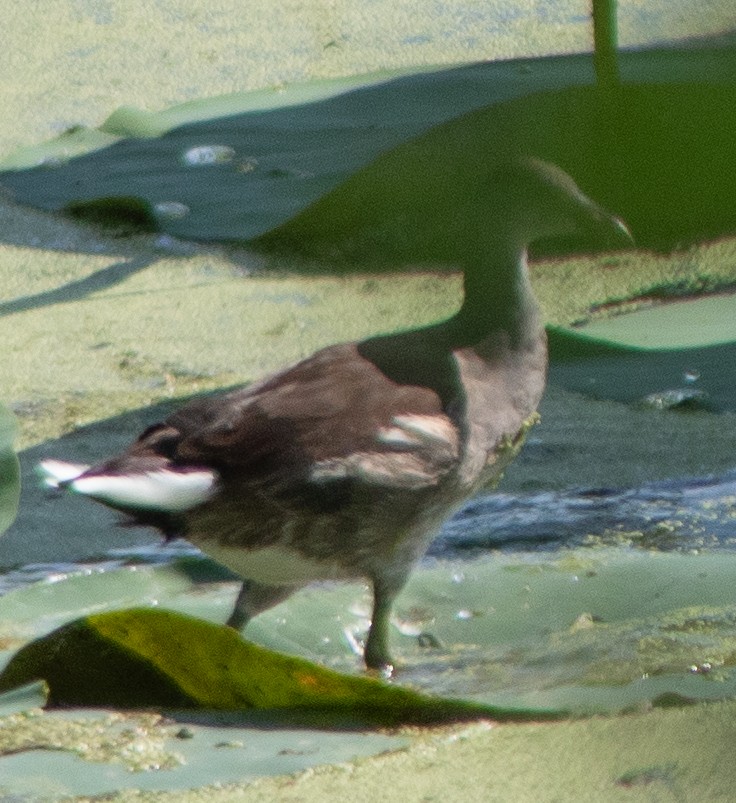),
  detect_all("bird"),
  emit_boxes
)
[39,157,631,674]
